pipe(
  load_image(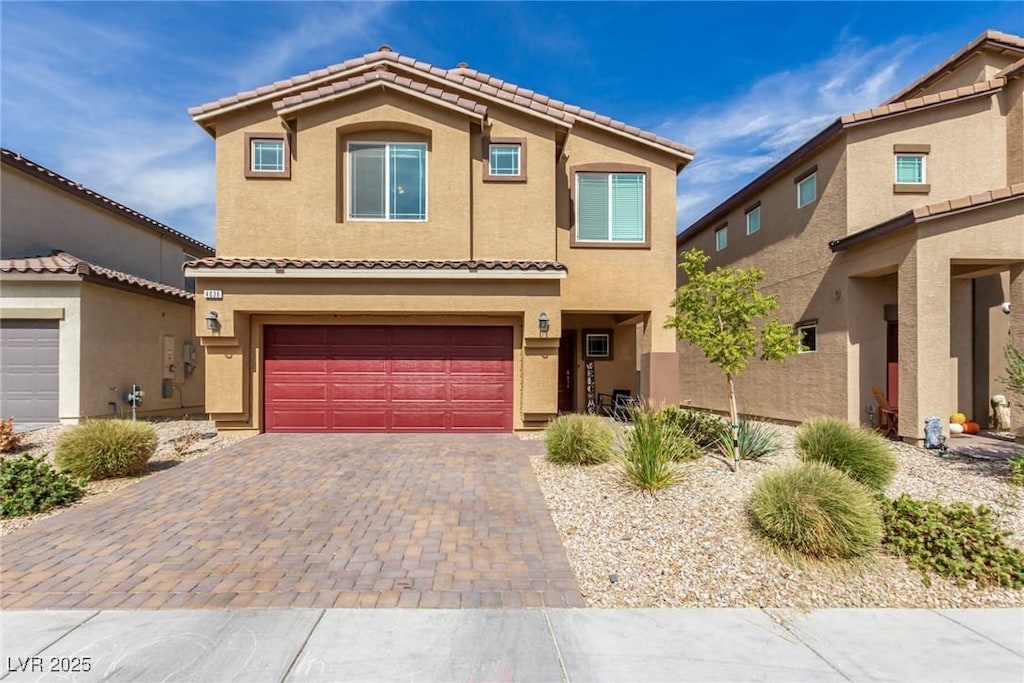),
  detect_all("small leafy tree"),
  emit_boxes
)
[1003,342,1024,398]
[667,248,802,470]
